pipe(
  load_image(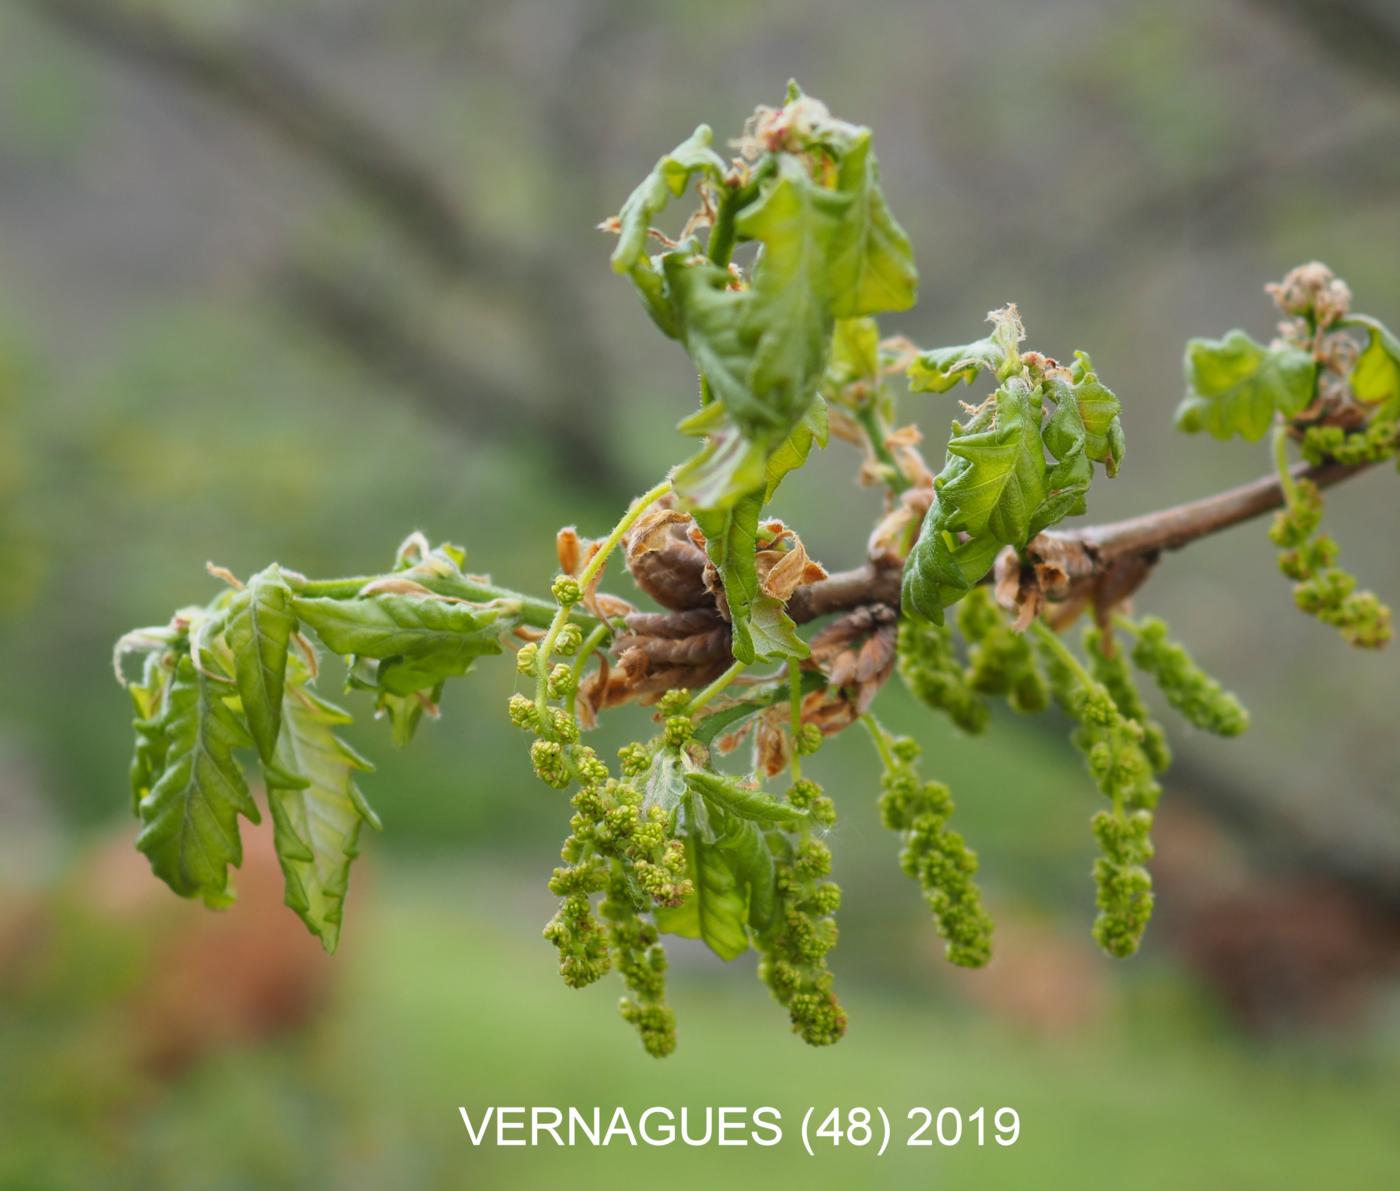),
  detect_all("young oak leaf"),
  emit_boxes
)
[663,257,776,441]
[902,375,1059,622]
[292,594,511,667]
[826,130,918,318]
[654,797,753,960]
[900,512,1002,623]
[1345,314,1400,415]
[1065,352,1125,475]
[937,377,1048,546]
[691,405,825,667]
[1176,329,1316,441]
[1032,383,1094,537]
[684,770,809,829]
[906,306,1024,394]
[823,317,880,395]
[692,491,763,663]
[266,677,379,953]
[609,124,727,278]
[735,154,845,433]
[670,397,768,513]
[226,564,295,764]
[128,652,173,816]
[136,654,260,908]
